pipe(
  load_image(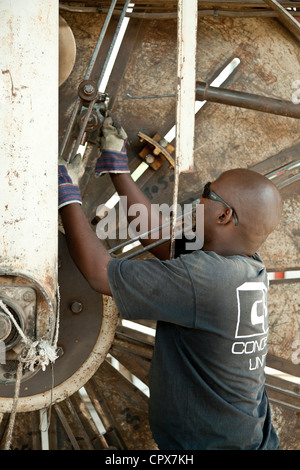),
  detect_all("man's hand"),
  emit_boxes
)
[58,155,82,210]
[95,112,130,176]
